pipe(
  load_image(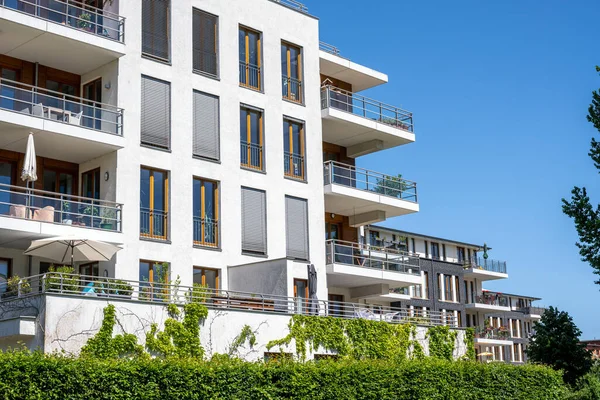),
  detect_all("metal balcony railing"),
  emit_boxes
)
[323,161,418,203]
[321,85,414,133]
[0,183,122,232]
[464,256,507,274]
[326,239,420,276]
[319,41,341,56]
[239,61,261,91]
[193,217,219,248]
[240,141,263,171]
[475,327,512,341]
[282,76,303,103]
[284,152,304,180]
[0,0,125,42]
[0,273,456,327]
[469,294,509,307]
[517,306,546,316]
[0,78,123,136]
[269,0,308,14]
[140,208,168,240]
